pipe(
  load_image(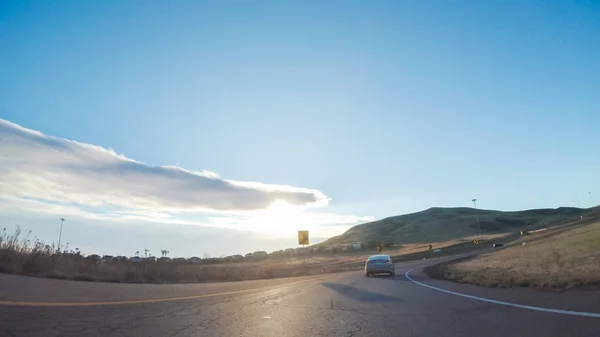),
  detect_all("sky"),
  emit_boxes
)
[1,1,598,257]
